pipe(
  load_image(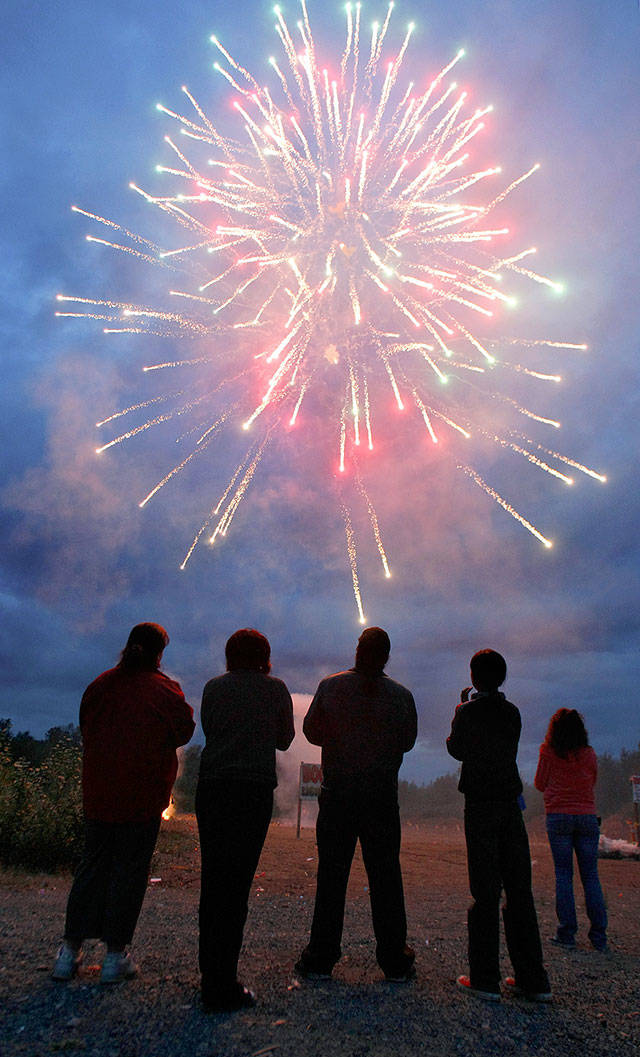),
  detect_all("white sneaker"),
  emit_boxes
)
[52,943,83,981]
[100,950,138,984]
